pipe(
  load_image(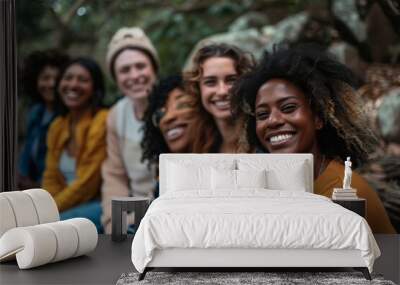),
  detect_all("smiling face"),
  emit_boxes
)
[58,64,94,111]
[37,65,59,104]
[158,88,196,153]
[199,57,238,120]
[114,49,156,101]
[255,78,322,155]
